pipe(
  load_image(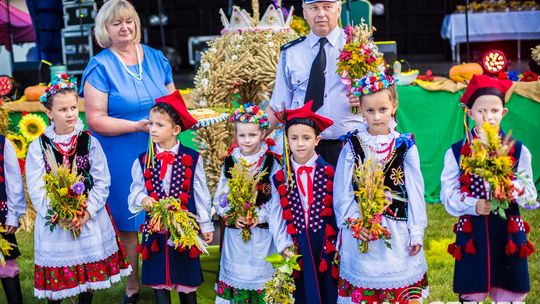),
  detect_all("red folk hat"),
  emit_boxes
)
[460,74,513,108]
[155,90,197,130]
[277,100,334,132]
